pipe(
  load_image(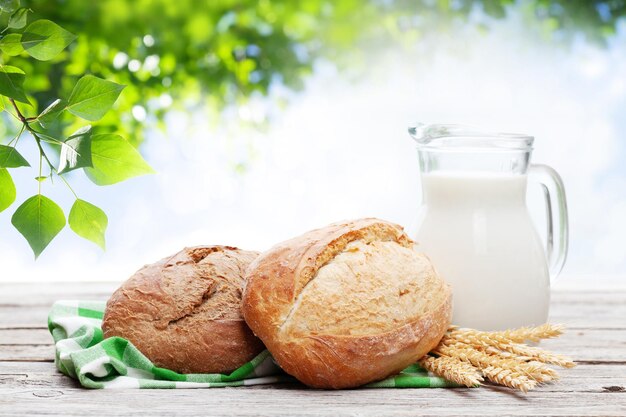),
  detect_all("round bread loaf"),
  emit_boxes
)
[102,245,264,374]
[242,218,452,389]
